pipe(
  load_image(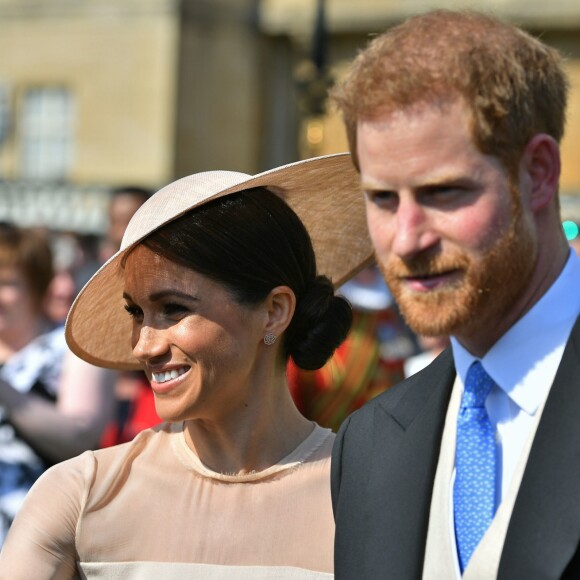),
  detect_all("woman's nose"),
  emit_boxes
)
[132,325,169,363]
